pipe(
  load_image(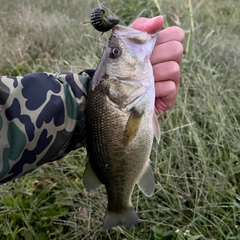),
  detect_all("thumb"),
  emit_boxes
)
[129,16,164,34]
